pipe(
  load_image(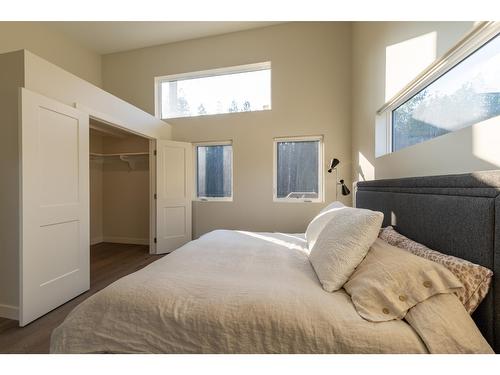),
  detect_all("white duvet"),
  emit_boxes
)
[50,230,492,354]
